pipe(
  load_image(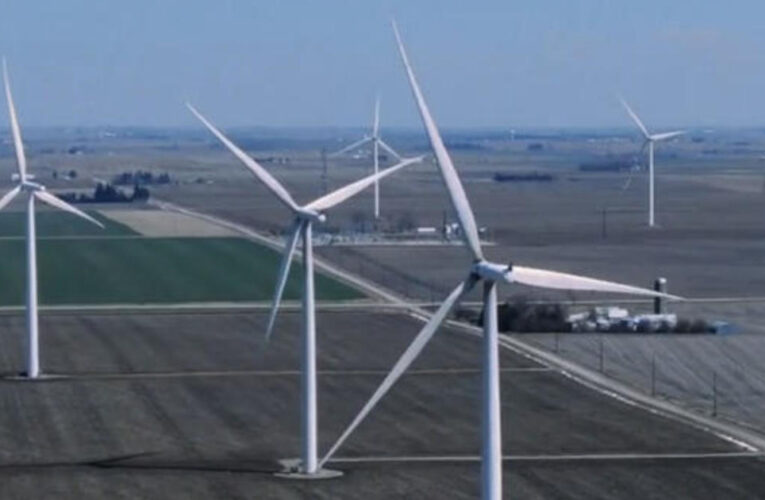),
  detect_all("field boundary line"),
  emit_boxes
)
[327,451,763,464]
